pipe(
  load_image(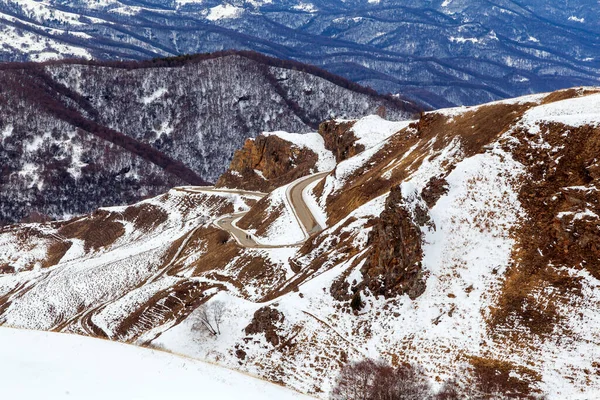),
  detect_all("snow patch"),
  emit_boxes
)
[349,115,413,150]
[293,2,317,12]
[519,92,600,133]
[142,88,167,104]
[206,4,243,20]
